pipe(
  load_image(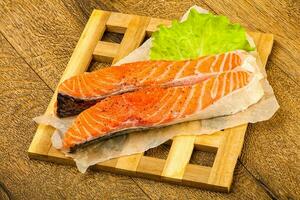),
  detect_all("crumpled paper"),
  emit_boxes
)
[34,5,279,172]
